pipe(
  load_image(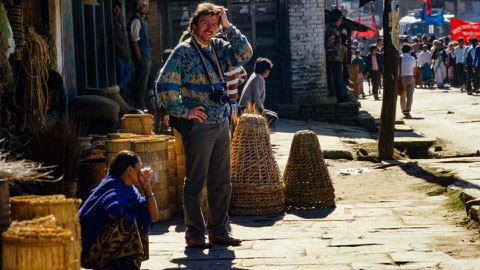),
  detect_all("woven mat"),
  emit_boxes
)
[283,130,335,208]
